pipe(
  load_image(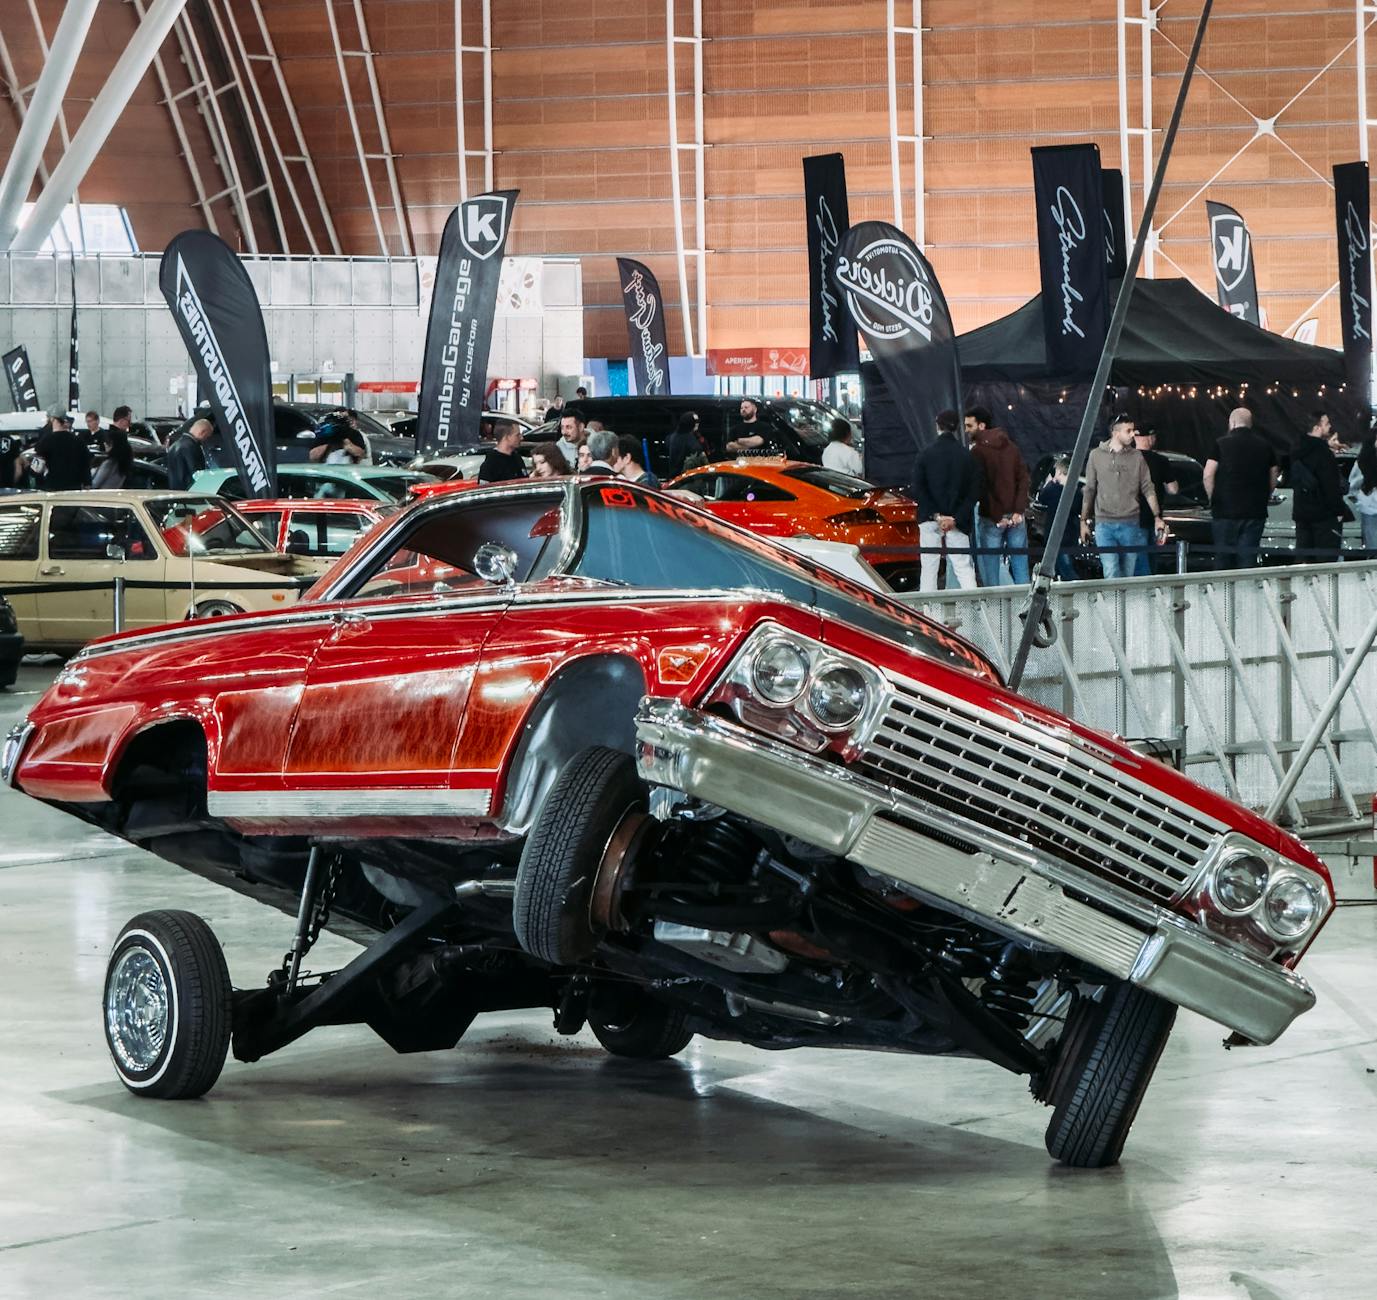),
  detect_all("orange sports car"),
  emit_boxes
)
[667,458,919,588]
